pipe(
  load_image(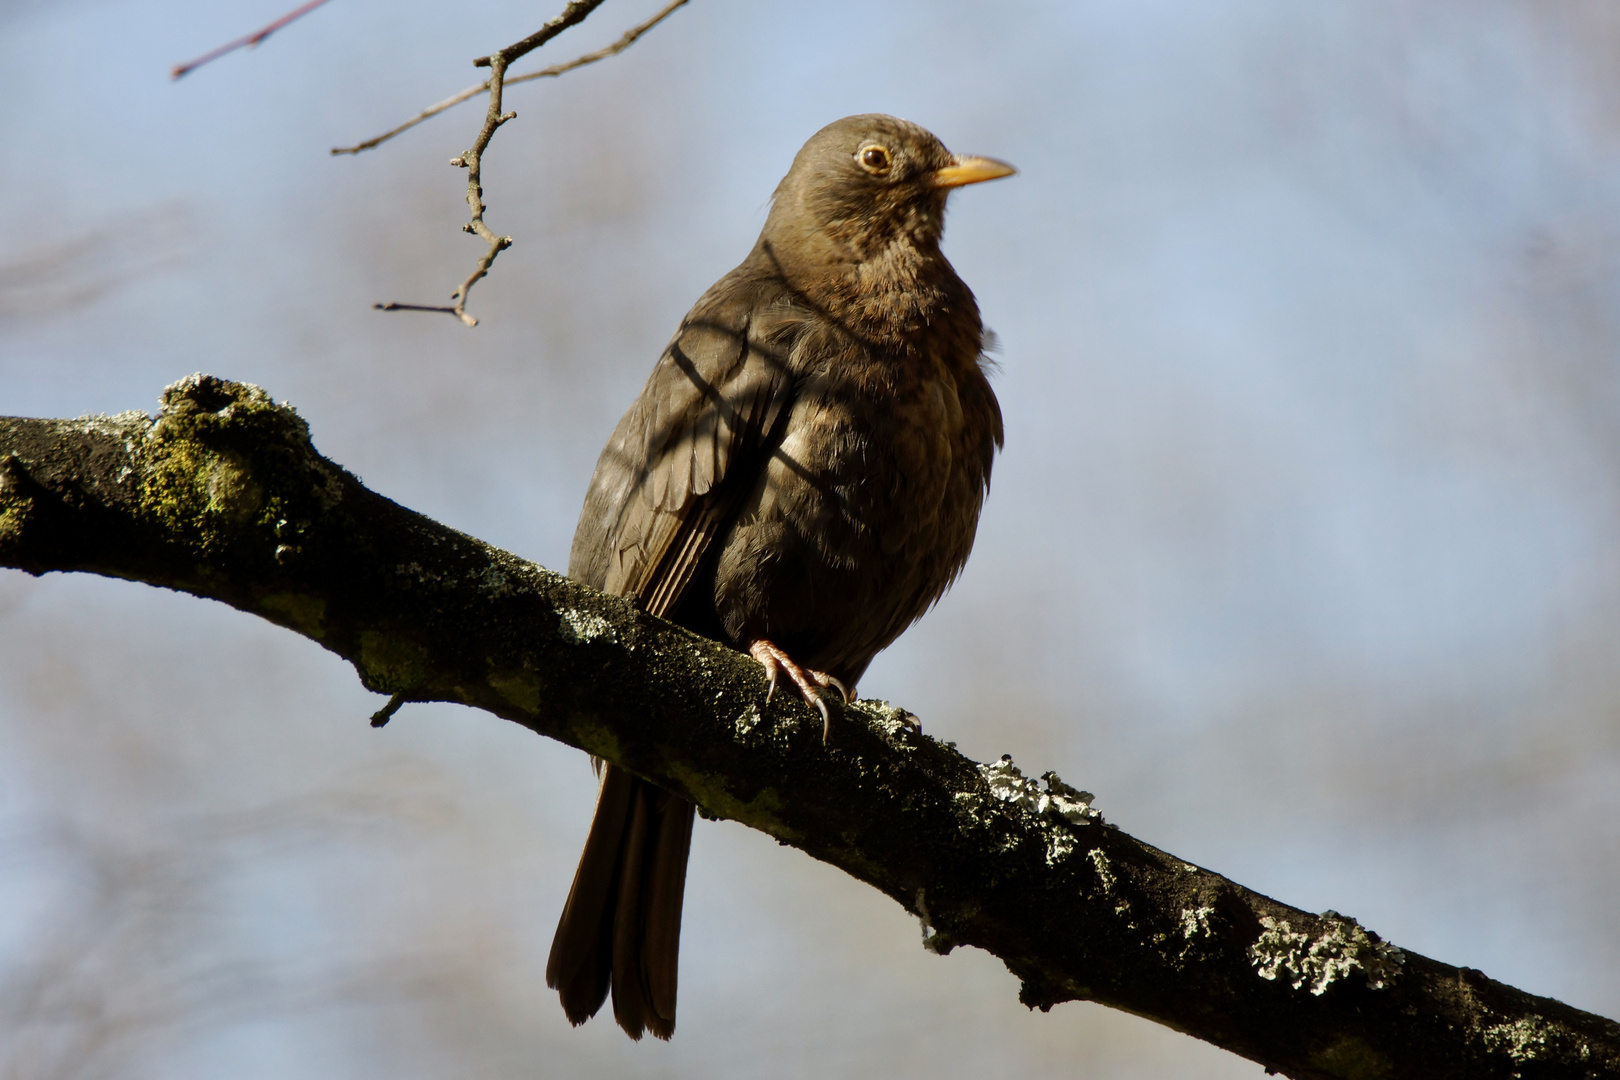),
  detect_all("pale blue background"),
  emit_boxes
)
[3,0,1619,1075]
